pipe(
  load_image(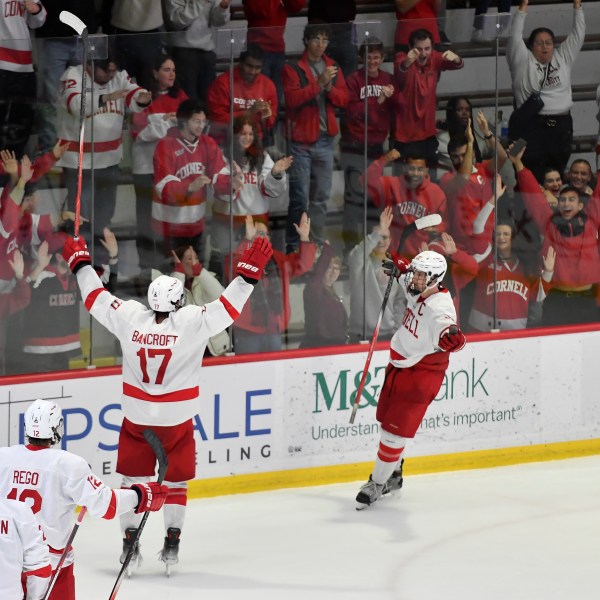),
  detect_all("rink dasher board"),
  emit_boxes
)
[1,329,600,493]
